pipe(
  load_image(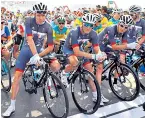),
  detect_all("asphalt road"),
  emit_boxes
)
[1,67,145,118]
